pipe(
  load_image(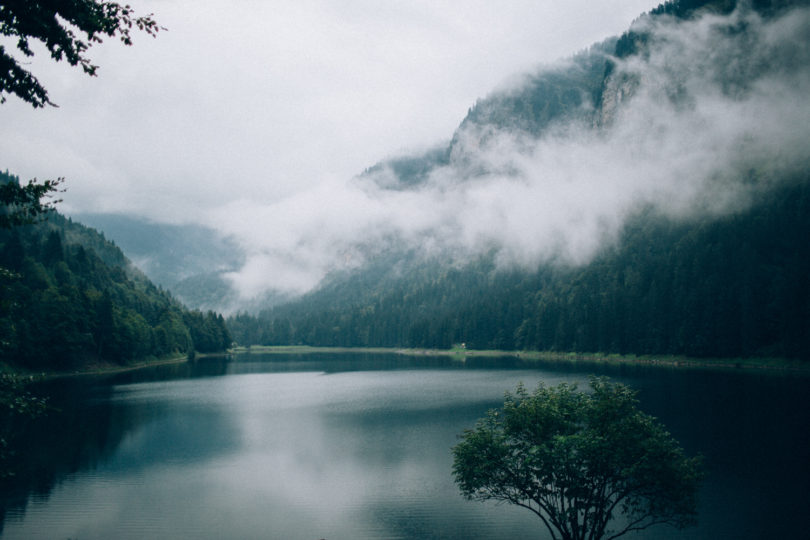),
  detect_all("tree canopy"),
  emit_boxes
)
[1,170,232,370]
[0,172,62,229]
[0,0,161,108]
[452,379,702,540]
